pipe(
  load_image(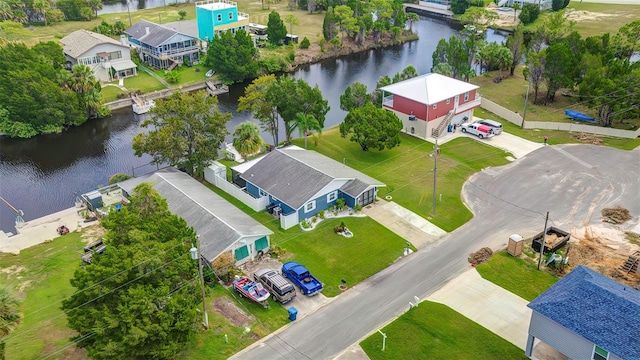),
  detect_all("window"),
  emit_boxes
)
[464,91,469,101]
[304,200,316,213]
[255,237,268,251]
[229,12,233,20]
[446,98,450,104]
[259,189,267,197]
[234,245,249,260]
[217,14,222,22]
[327,191,337,202]
[592,346,608,360]
[432,104,437,109]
